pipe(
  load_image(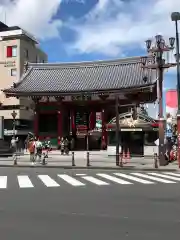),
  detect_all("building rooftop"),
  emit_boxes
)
[4,56,157,97]
[0,21,38,43]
